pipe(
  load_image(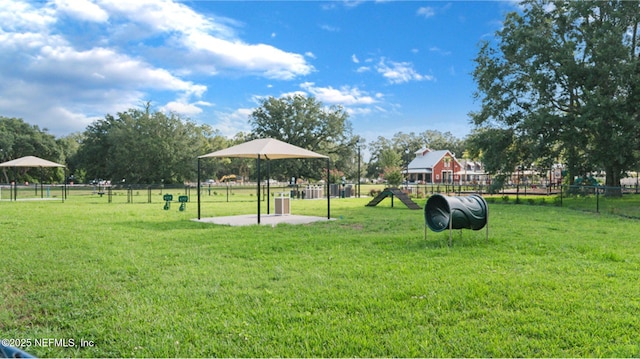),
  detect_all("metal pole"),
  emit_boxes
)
[327,158,330,219]
[486,204,489,241]
[516,167,520,203]
[357,145,361,198]
[257,155,261,224]
[13,166,17,201]
[197,158,201,220]
[63,168,67,202]
[449,207,453,247]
